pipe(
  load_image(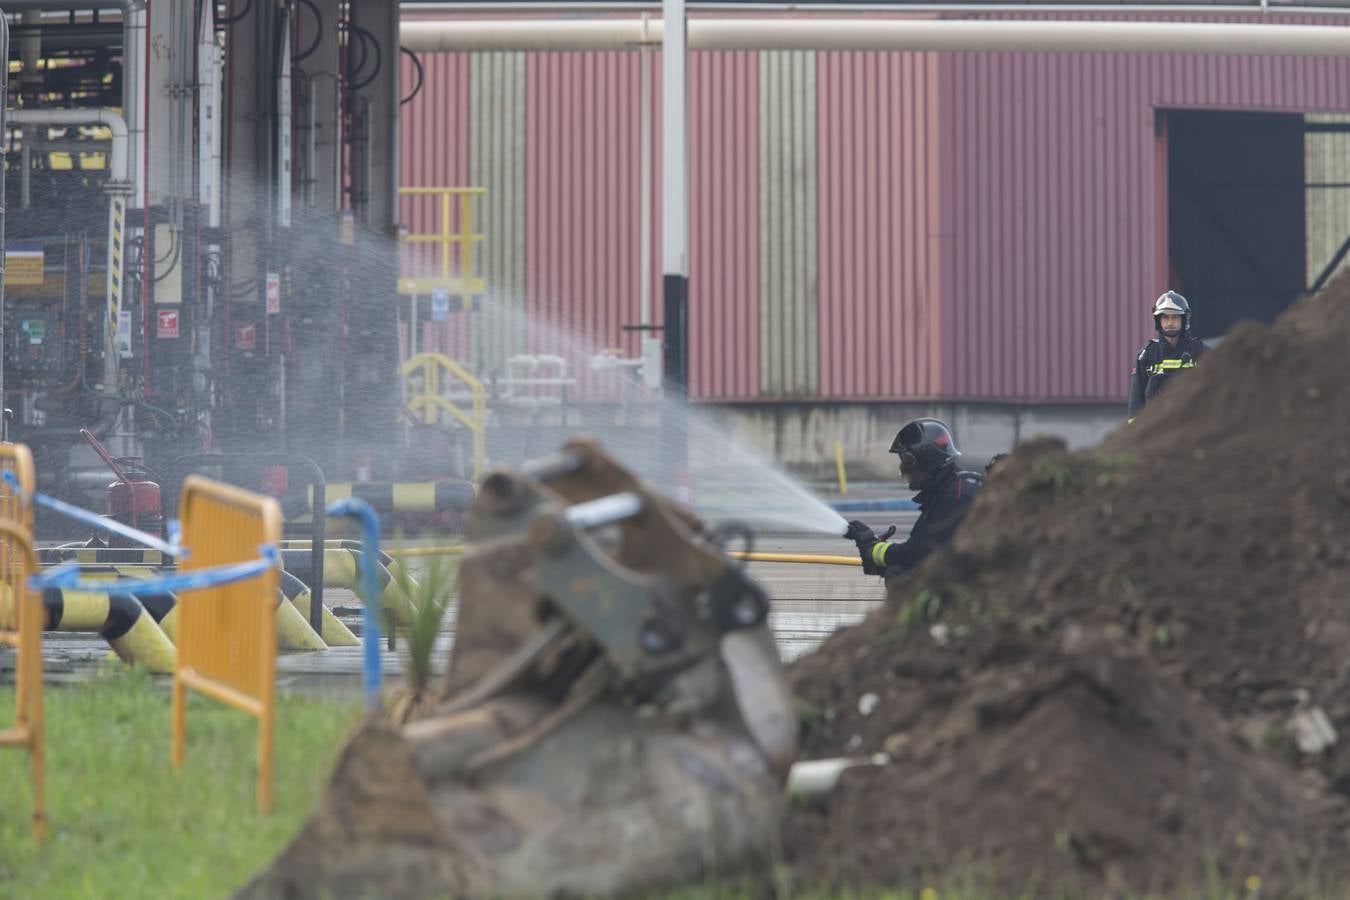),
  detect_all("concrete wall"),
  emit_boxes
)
[710,401,1126,482]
